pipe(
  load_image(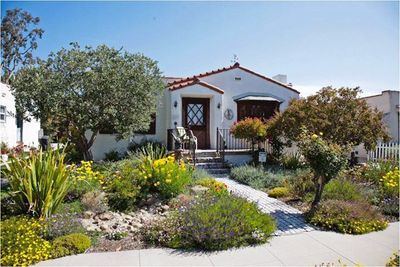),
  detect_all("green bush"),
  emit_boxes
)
[104,150,121,162]
[191,168,210,181]
[0,216,51,266]
[101,158,145,212]
[146,194,276,250]
[280,153,306,170]
[230,165,281,190]
[194,178,228,196]
[284,169,314,198]
[50,233,91,258]
[4,148,73,218]
[268,187,289,198]
[322,178,362,201]
[308,200,388,234]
